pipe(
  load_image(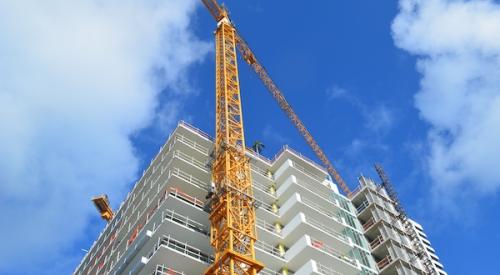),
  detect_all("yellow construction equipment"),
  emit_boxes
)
[202,2,264,274]
[201,0,351,274]
[91,194,114,223]
[201,0,351,197]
